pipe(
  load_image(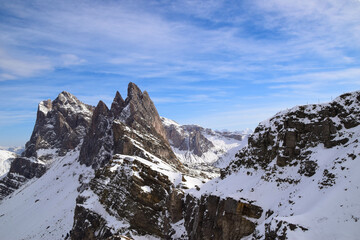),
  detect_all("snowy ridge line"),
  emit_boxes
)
[191,91,360,239]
